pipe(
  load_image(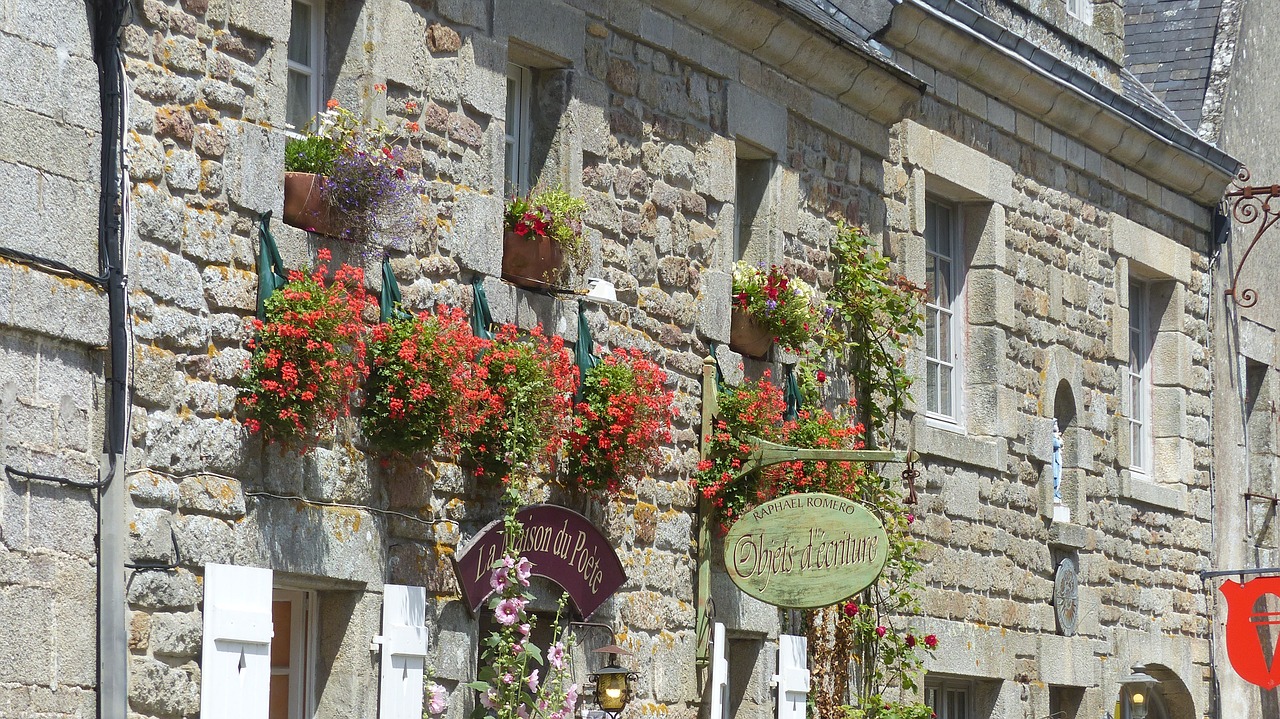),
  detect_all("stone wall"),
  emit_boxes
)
[0,1,1232,719]
[0,2,105,717]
